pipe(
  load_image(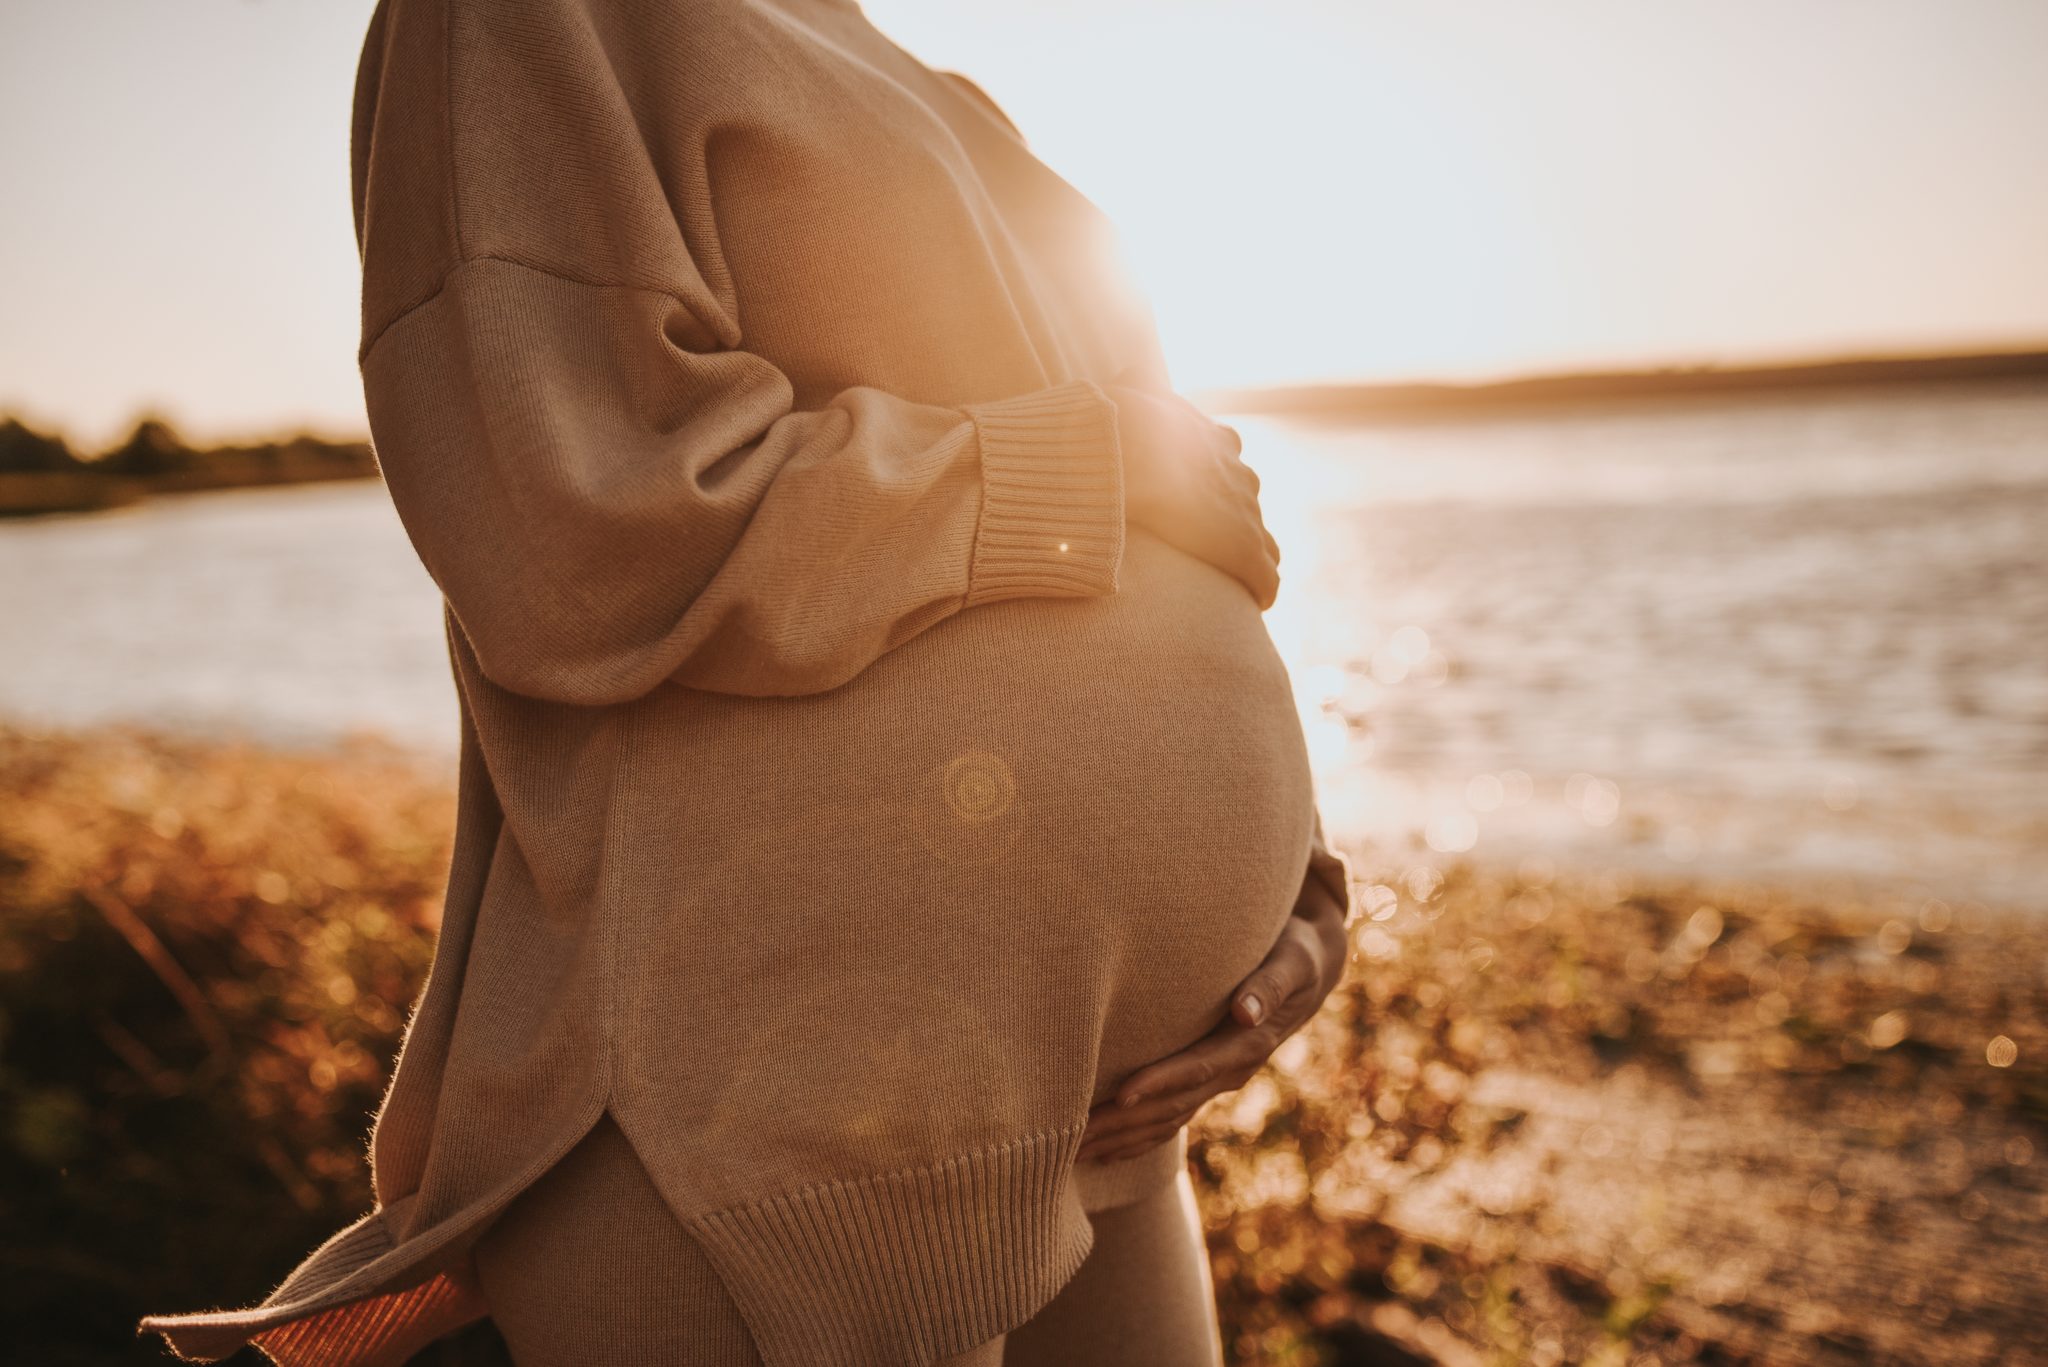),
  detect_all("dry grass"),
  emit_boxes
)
[1195,860,2048,1366]
[3,721,2042,1366]
[0,721,451,1365]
